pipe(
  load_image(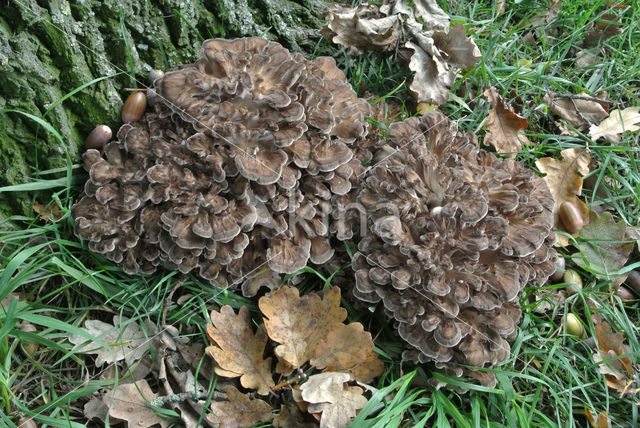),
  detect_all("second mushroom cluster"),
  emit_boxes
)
[73,37,557,386]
